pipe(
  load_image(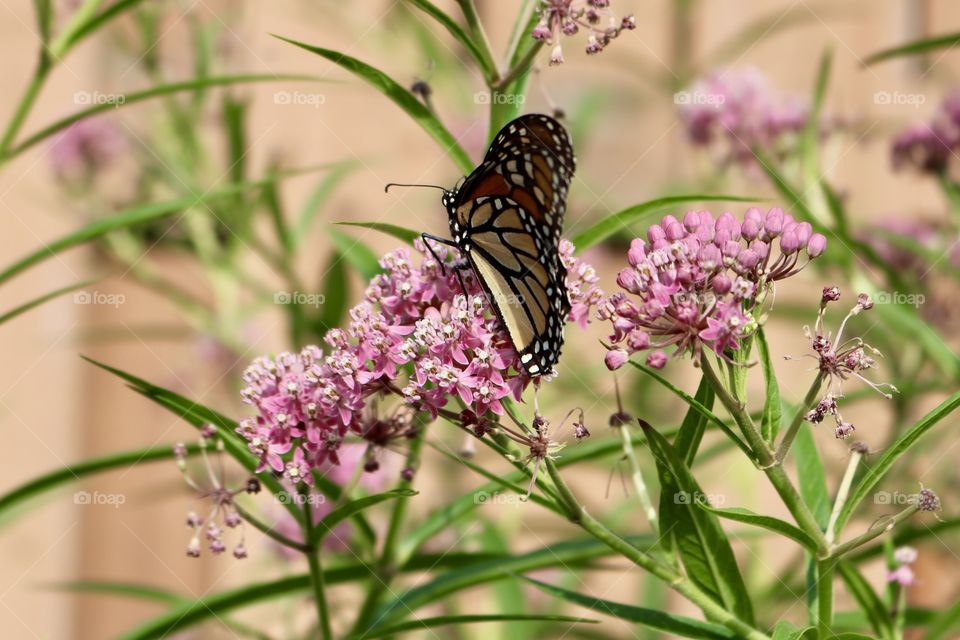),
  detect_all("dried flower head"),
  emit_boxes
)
[173,436,251,559]
[916,487,941,512]
[602,207,826,369]
[532,0,635,64]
